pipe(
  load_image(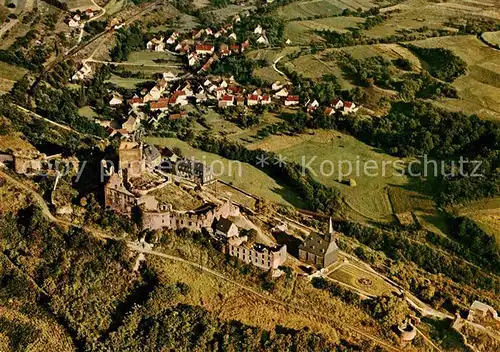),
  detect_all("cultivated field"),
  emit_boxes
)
[284,16,363,45]
[275,0,375,21]
[410,35,500,120]
[144,137,307,207]
[482,30,500,47]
